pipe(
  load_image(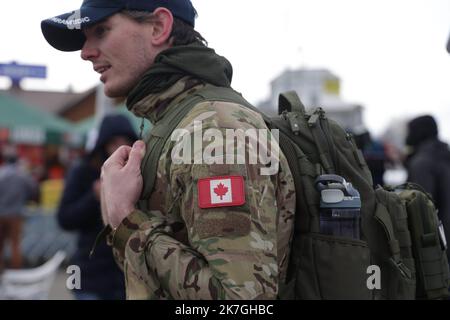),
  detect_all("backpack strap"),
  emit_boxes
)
[138,91,205,210]
[307,108,336,174]
[278,91,306,115]
[374,200,413,280]
[195,85,254,109]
